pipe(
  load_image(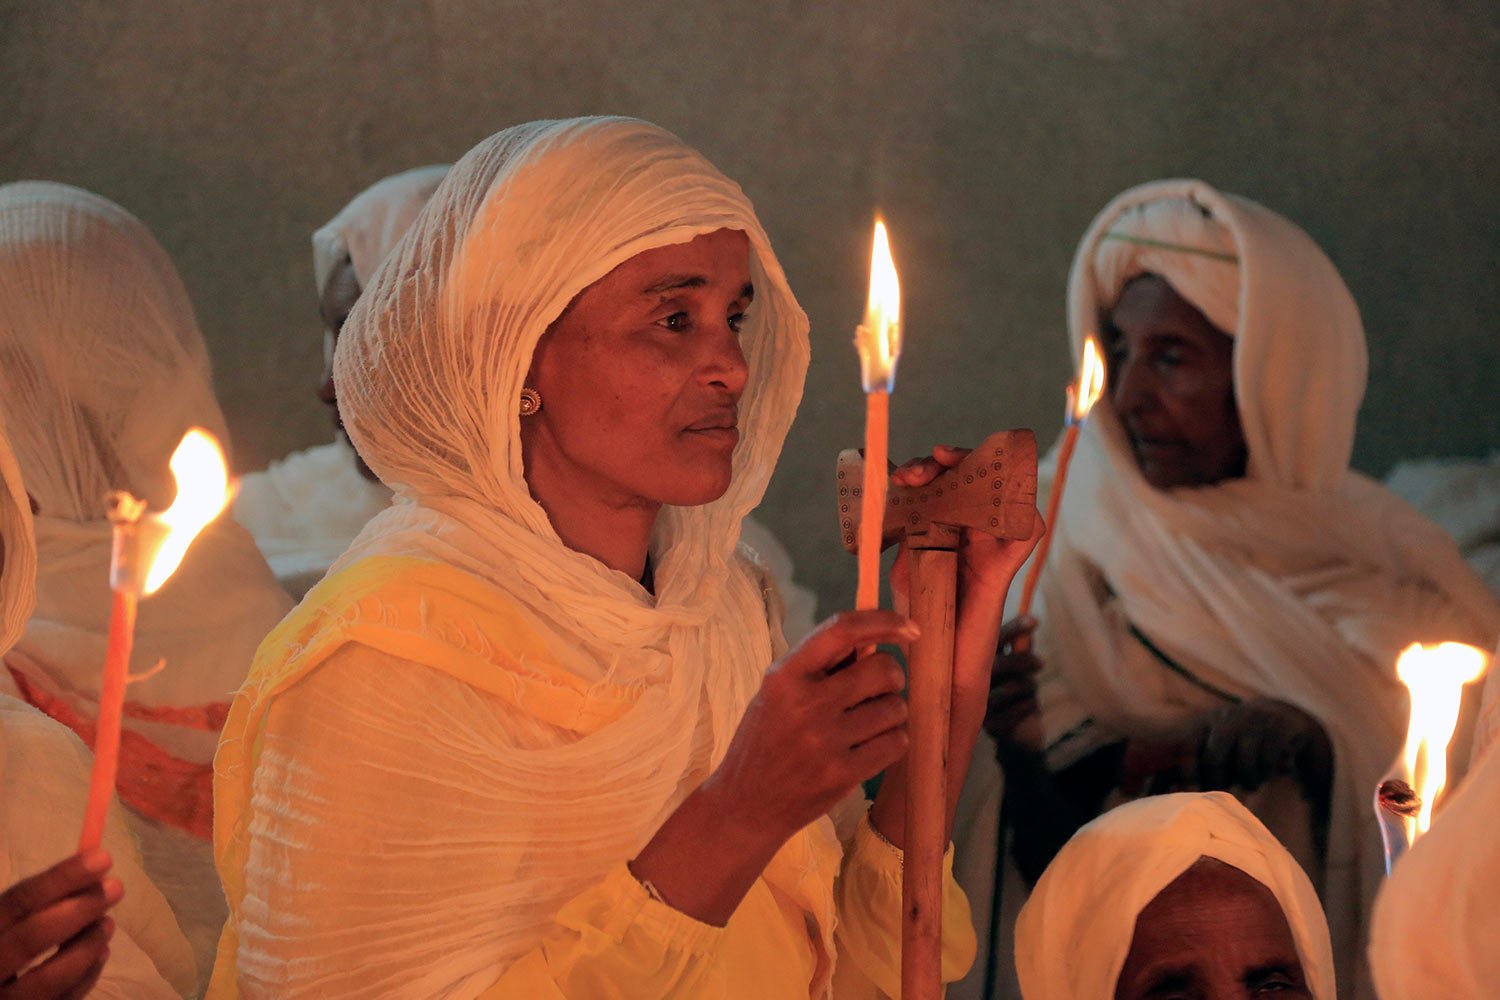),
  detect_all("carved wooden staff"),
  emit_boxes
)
[837,429,1037,999]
